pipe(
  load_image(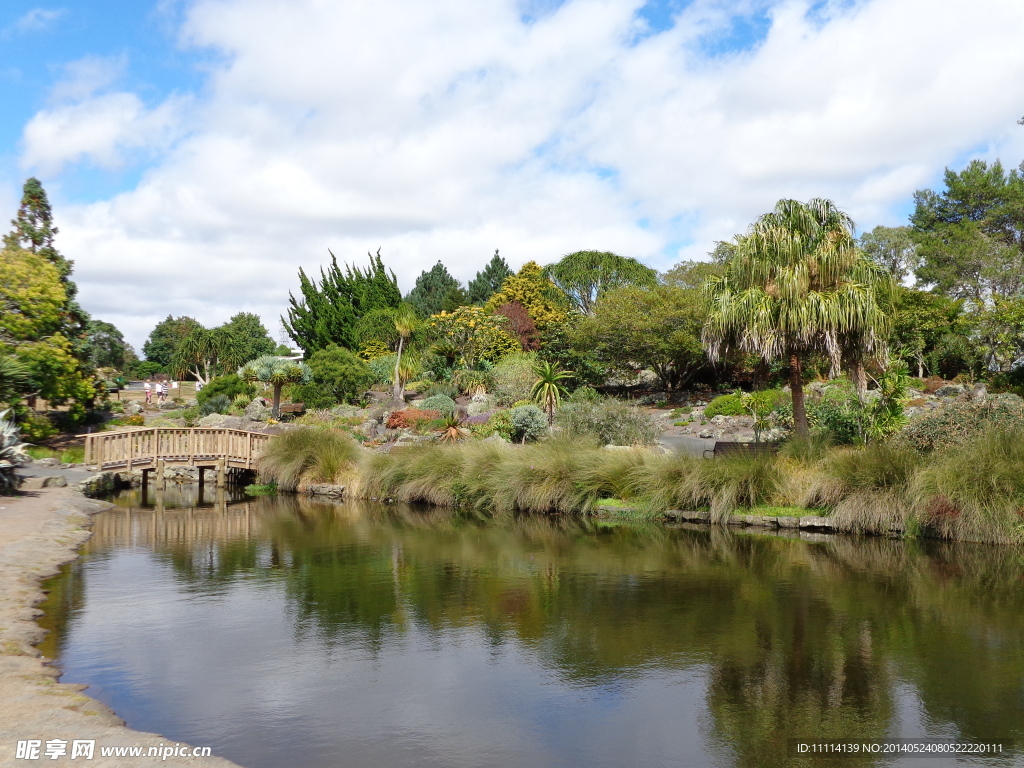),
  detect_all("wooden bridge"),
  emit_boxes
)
[83,427,270,490]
